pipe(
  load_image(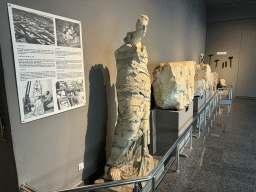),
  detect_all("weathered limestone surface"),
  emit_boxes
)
[103,15,154,183]
[194,78,206,96]
[152,61,195,110]
[211,72,218,91]
[195,64,212,90]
